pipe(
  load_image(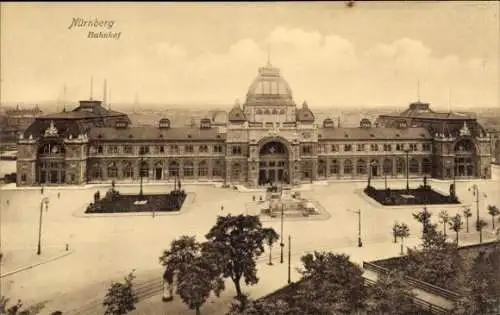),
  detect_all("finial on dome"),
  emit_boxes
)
[302,100,308,109]
[234,98,241,108]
